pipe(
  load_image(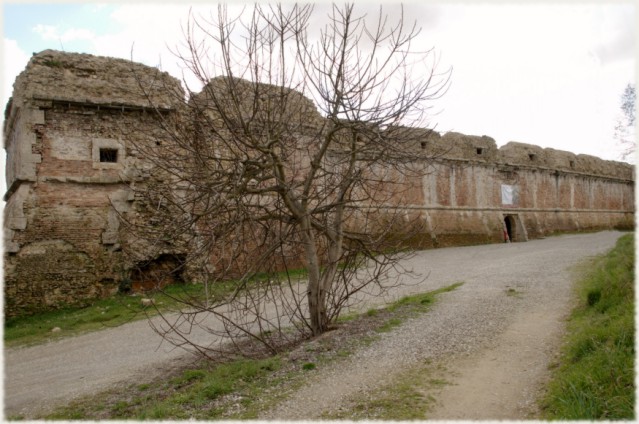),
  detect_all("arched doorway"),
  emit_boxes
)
[504,215,516,242]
